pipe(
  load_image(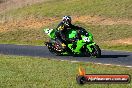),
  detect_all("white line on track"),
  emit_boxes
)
[125,66,132,68]
[101,49,132,53]
[96,63,132,68]
[68,60,132,68]
[70,61,79,63]
[54,57,132,68]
